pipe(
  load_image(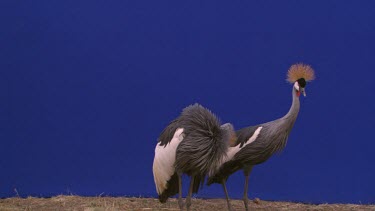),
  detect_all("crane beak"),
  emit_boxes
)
[301,88,306,97]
